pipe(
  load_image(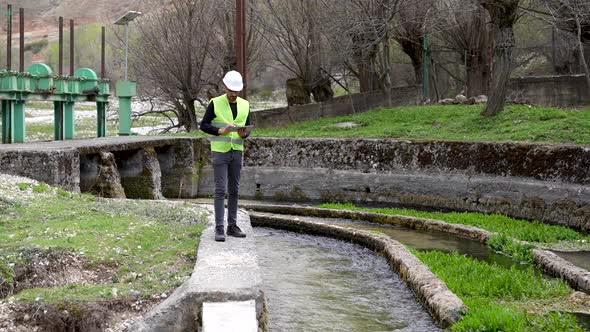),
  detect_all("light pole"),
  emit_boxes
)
[114,11,142,135]
[114,11,142,81]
